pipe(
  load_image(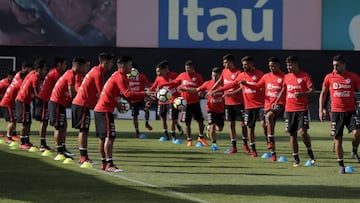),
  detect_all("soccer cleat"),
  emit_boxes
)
[145,123,153,131]
[243,144,251,154]
[293,160,300,167]
[351,152,360,163]
[39,145,52,152]
[251,151,258,158]
[79,156,94,164]
[210,144,220,151]
[64,149,74,158]
[135,132,140,138]
[20,143,33,150]
[5,137,13,144]
[267,142,274,150]
[271,155,277,162]
[12,136,20,141]
[105,164,123,172]
[197,137,209,146]
[101,163,107,170]
[227,147,237,154]
[186,141,193,147]
[311,159,316,164]
[339,166,346,174]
